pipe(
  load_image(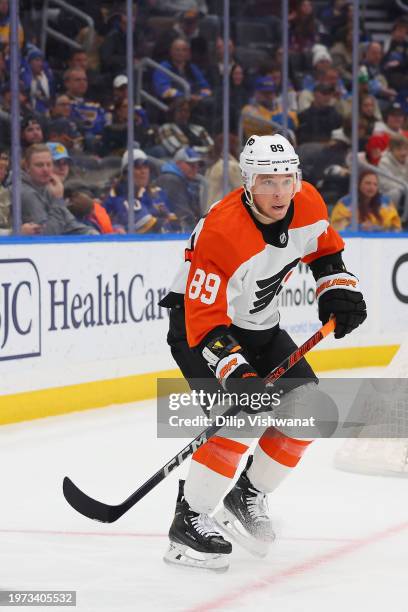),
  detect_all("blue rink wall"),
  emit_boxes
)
[0,233,407,424]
